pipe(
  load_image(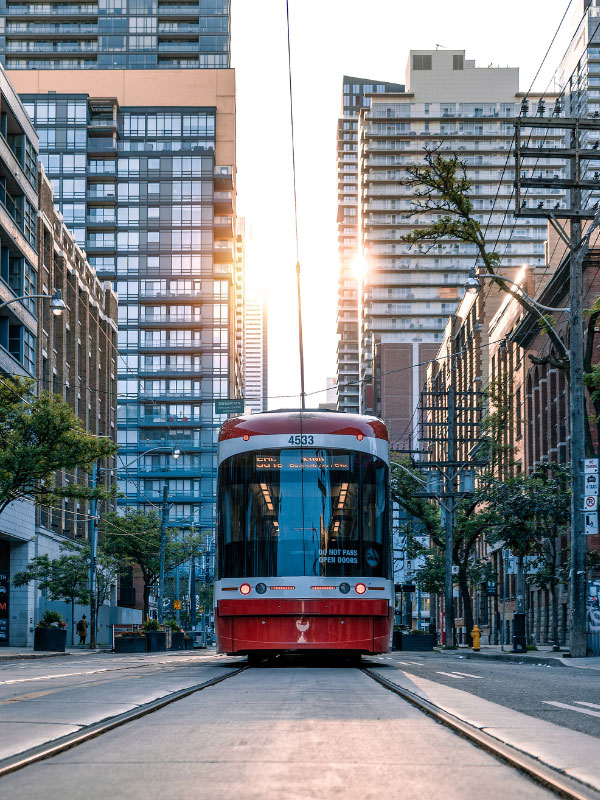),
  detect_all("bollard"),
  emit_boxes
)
[471,624,481,651]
